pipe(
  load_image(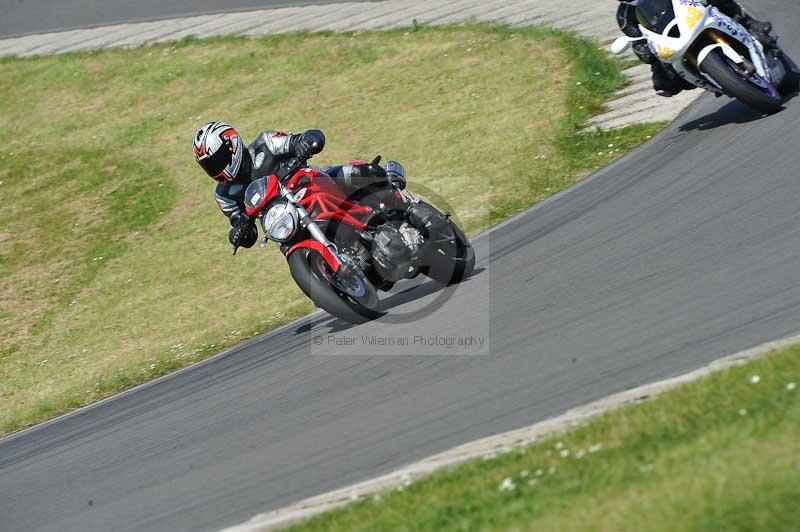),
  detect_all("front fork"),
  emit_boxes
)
[282,187,344,274]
